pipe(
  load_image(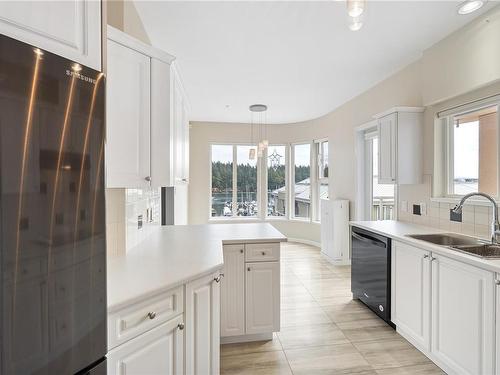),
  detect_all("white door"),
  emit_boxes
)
[431,254,495,375]
[245,262,280,334]
[391,241,430,351]
[377,113,397,184]
[107,315,184,375]
[185,273,221,375]
[106,40,151,188]
[221,245,245,337]
[0,1,101,70]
